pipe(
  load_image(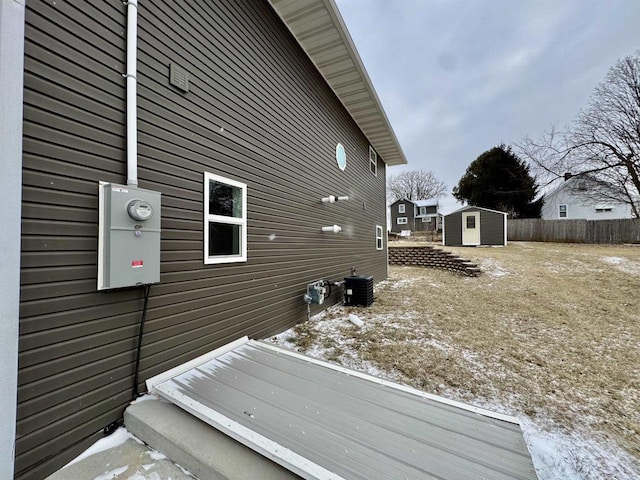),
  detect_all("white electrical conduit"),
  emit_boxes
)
[126,0,138,186]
